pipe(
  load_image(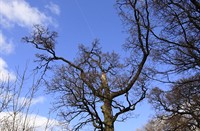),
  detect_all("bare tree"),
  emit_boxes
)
[0,80,12,113]
[0,69,36,130]
[22,0,152,130]
[117,0,200,75]
[136,75,200,131]
[136,118,169,131]
[150,0,200,74]
[148,74,200,131]
[117,1,200,130]
[148,1,200,130]
[0,68,68,131]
